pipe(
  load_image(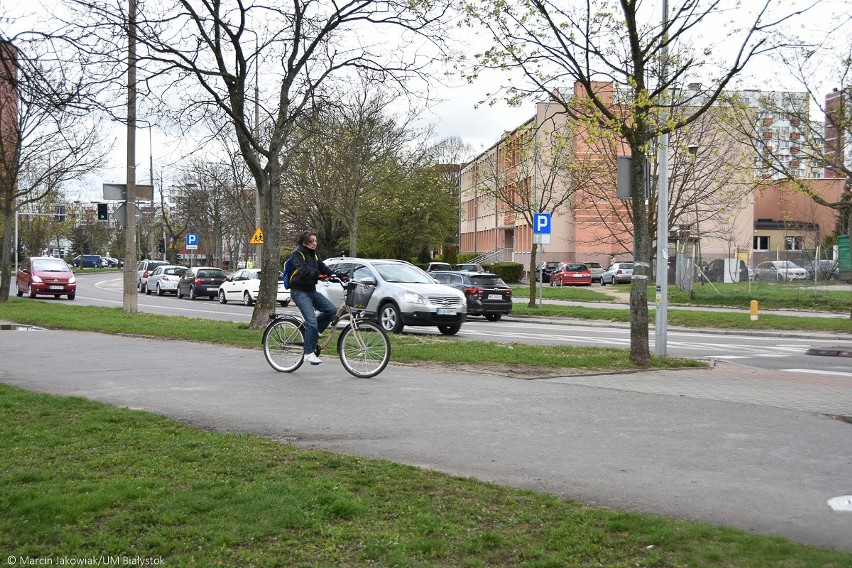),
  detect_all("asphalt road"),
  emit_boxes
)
[59,273,852,374]
[1,327,850,552]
